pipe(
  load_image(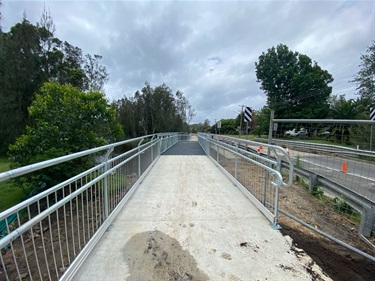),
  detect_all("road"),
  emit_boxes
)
[294,151,375,203]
